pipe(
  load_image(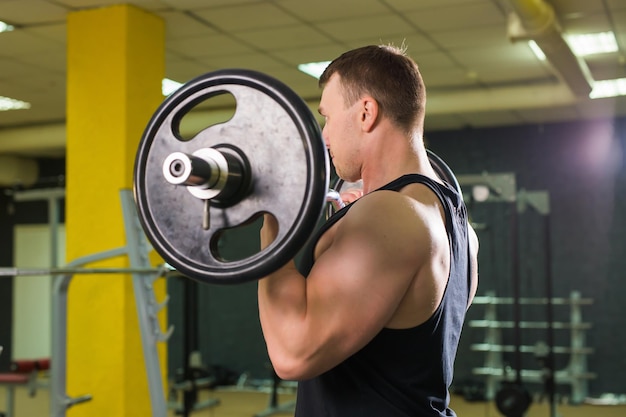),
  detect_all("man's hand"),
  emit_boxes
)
[260,213,279,250]
[341,188,364,205]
